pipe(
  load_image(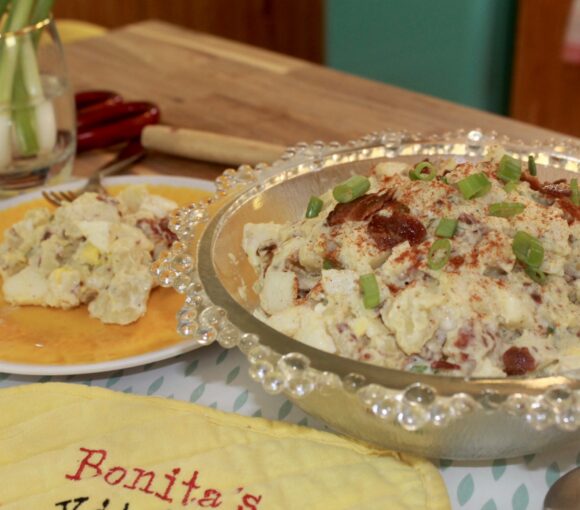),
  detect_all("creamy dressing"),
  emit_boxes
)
[243,156,580,377]
[0,185,177,325]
